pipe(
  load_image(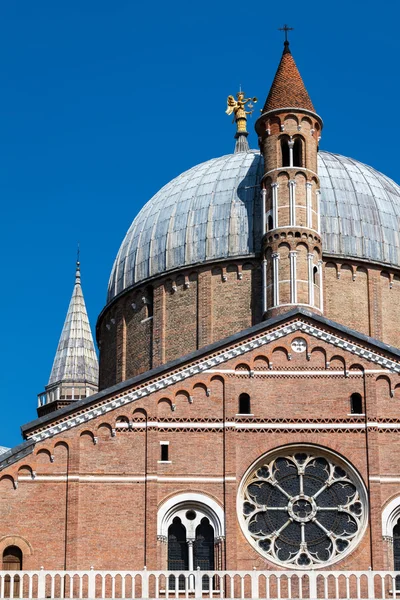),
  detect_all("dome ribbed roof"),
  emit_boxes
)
[107,151,400,303]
